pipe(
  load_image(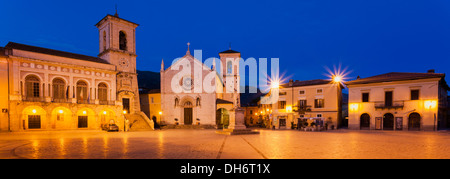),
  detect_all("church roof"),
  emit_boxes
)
[216,98,233,104]
[95,14,139,27]
[4,42,110,64]
[280,79,333,88]
[219,49,240,54]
